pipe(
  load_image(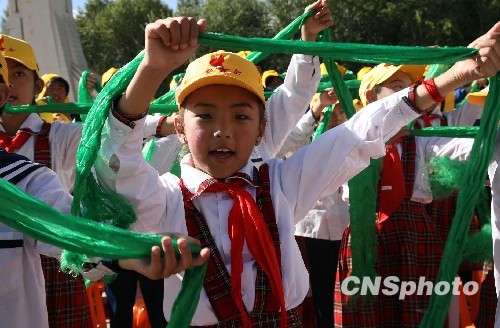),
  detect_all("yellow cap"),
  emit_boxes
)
[357,67,372,80]
[0,53,9,86]
[353,98,363,111]
[359,63,425,106]
[237,51,251,58]
[37,73,58,100]
[466,89,488,106]
[102,67,118,87]
[320,62,347,76]
[261,69,280,88]
[0,34,39,75]
[176,51,264,106]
